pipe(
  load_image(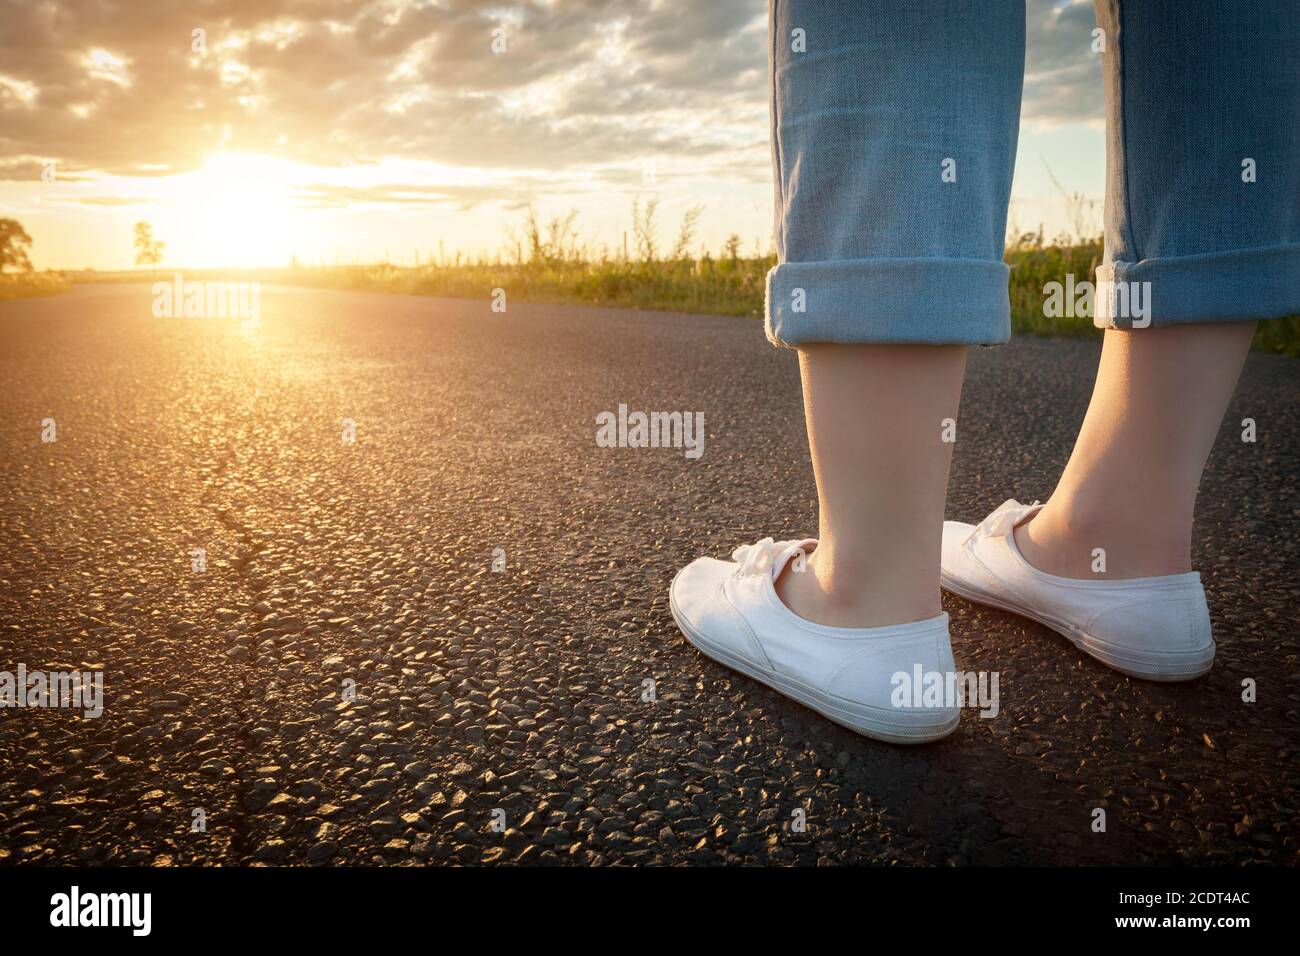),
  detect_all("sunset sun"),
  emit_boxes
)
[179,154,302,268]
